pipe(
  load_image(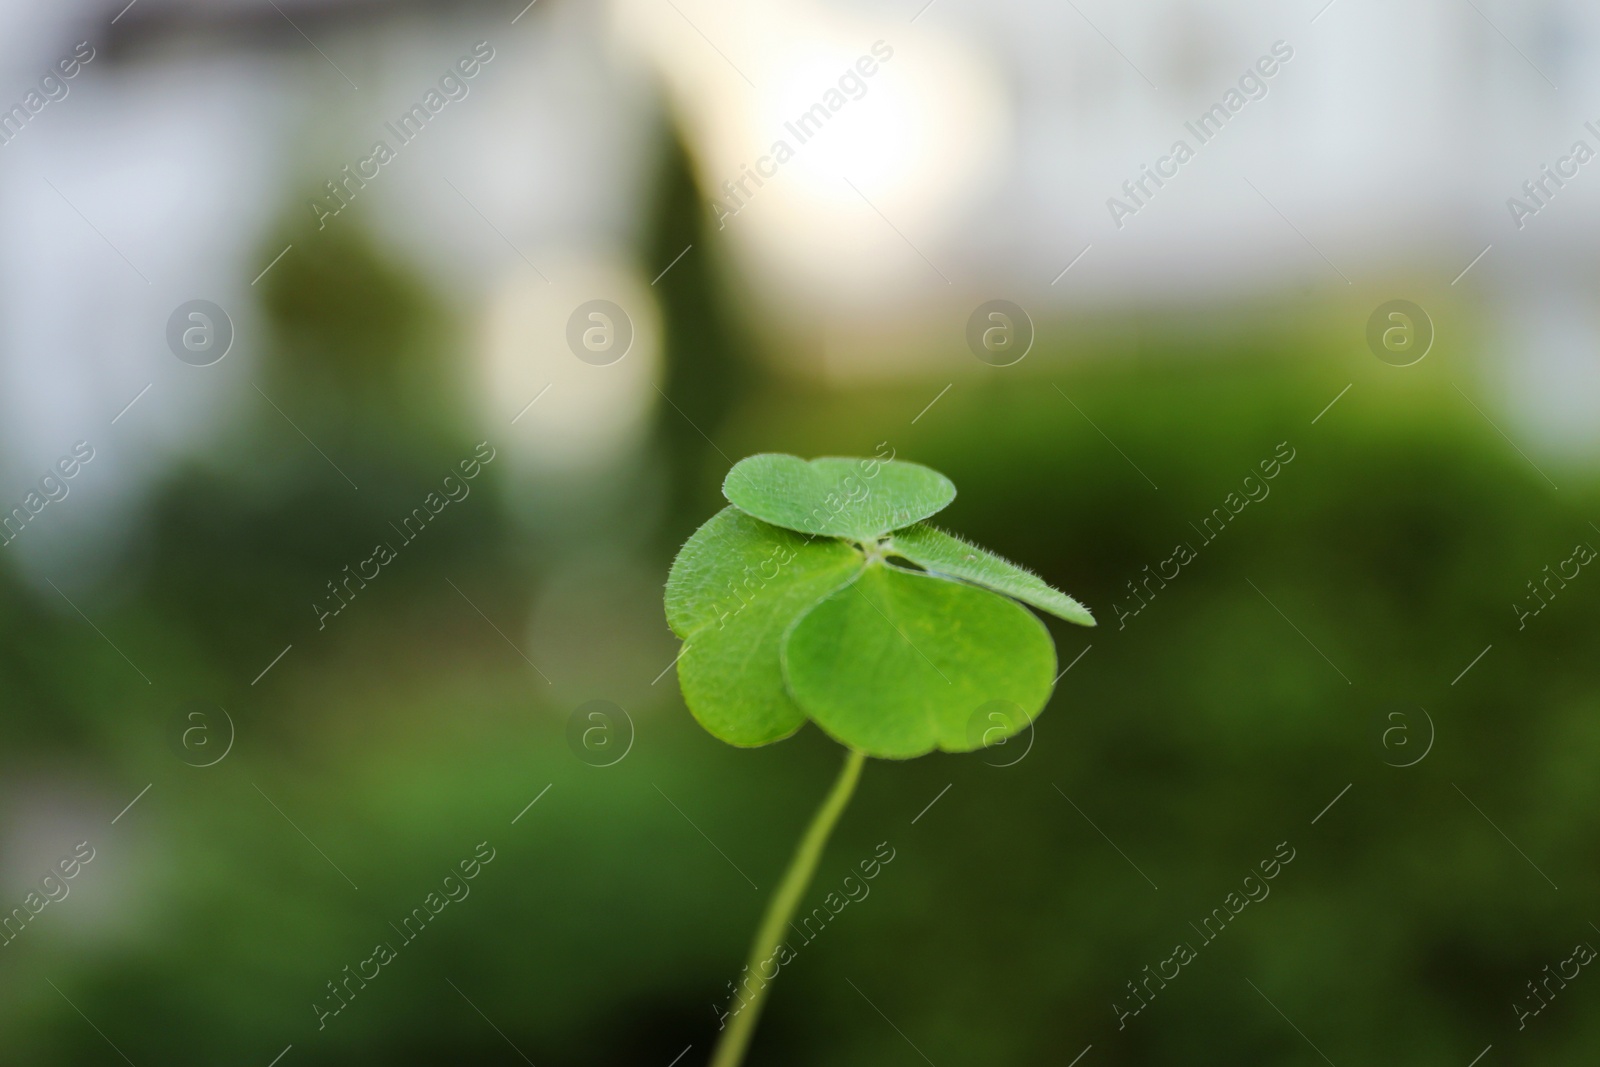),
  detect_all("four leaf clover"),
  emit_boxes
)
[666,454,1095,759]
